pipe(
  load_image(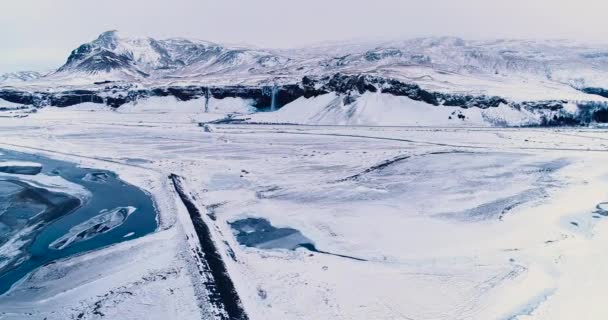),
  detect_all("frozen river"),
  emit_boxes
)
[0,149,157,294]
